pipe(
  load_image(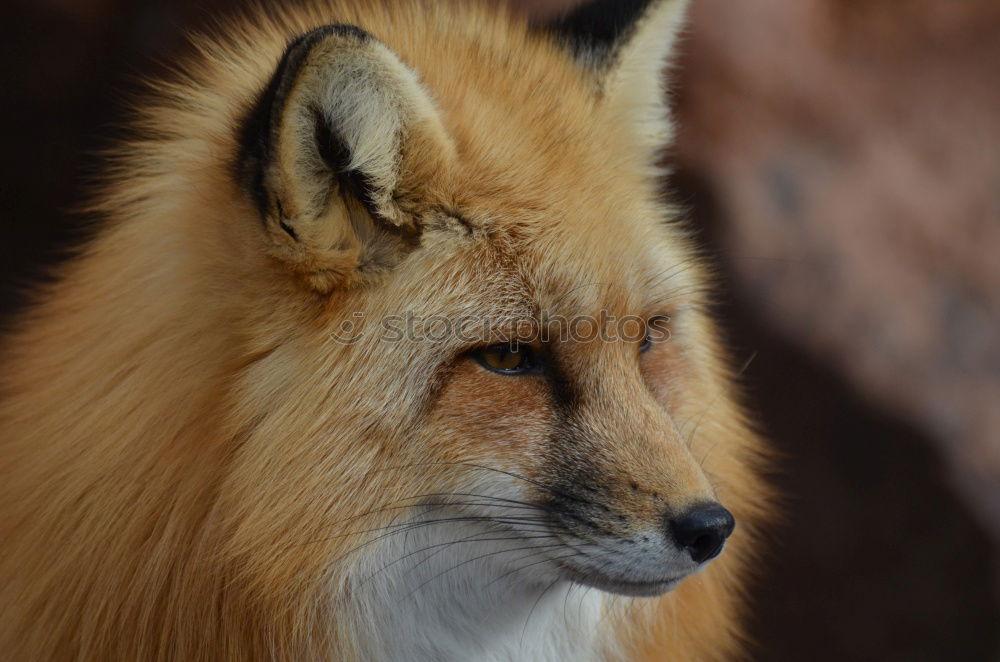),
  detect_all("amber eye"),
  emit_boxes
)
[474,343,538,375]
